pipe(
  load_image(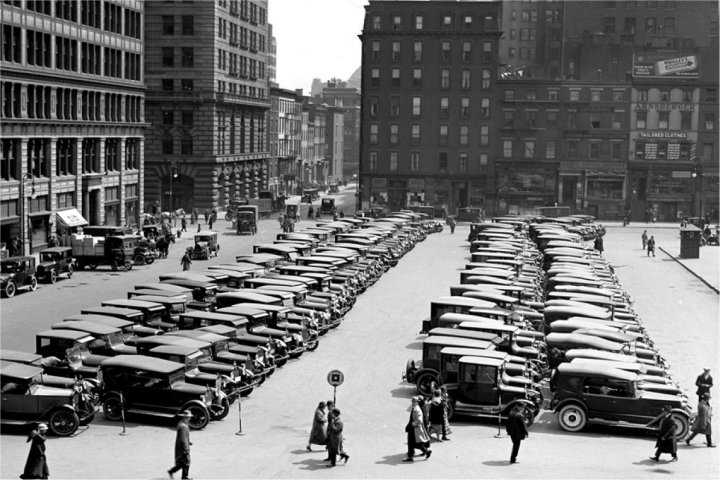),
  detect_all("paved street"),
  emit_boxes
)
[1,208,718,479]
